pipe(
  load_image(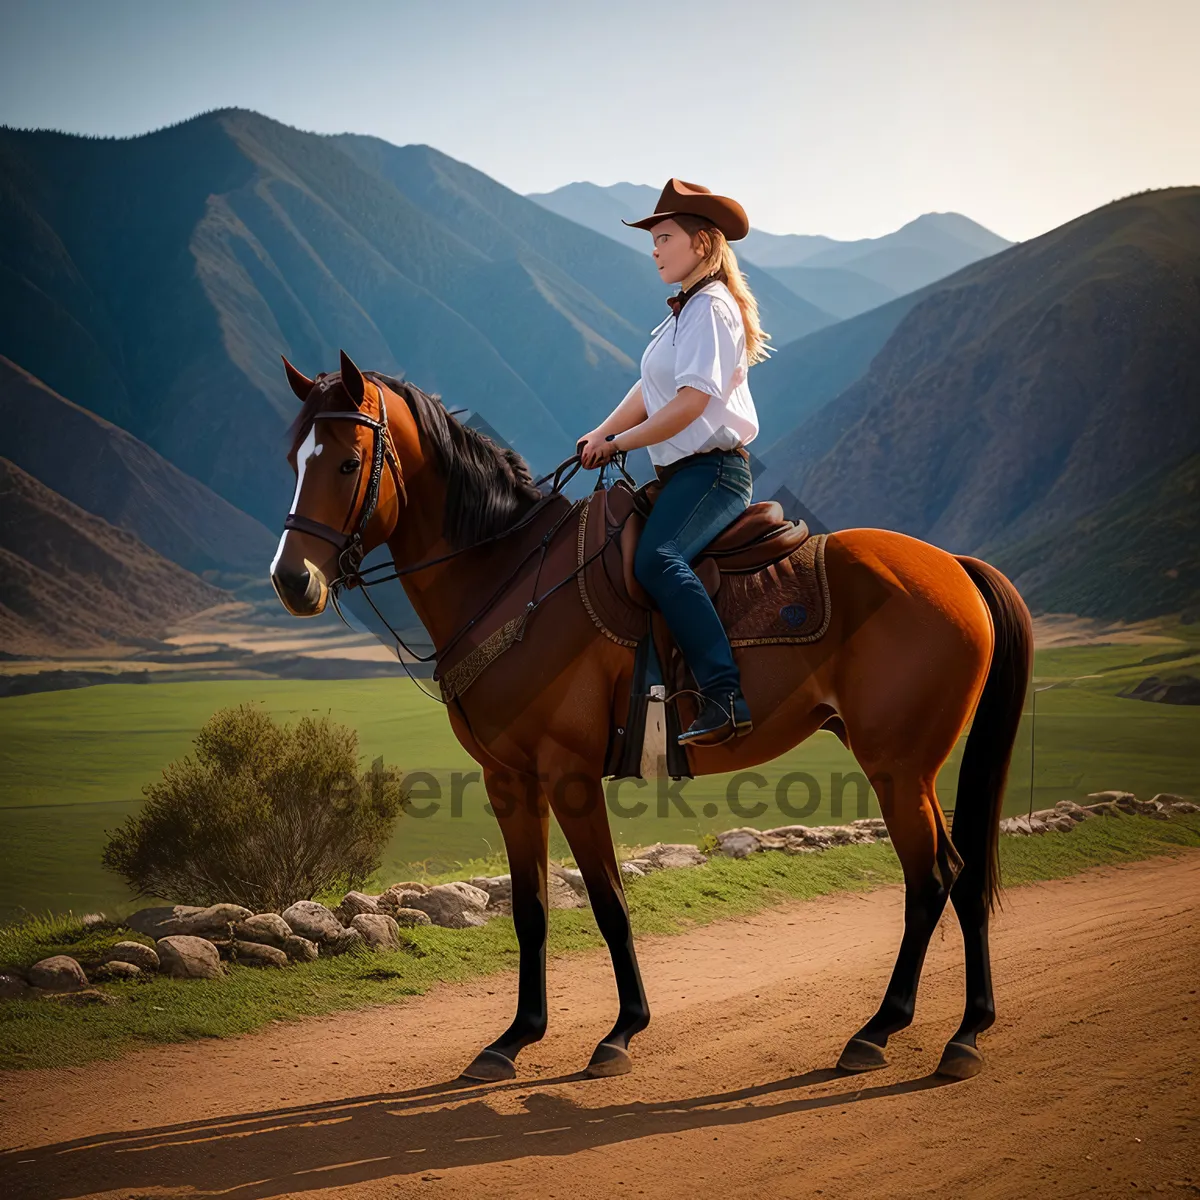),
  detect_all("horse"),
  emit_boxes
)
[270,350,1033,1084]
